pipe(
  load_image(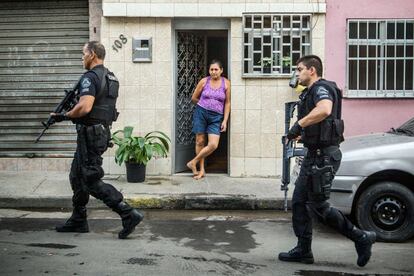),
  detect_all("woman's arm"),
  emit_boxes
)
[191,78,207,104]
[221,79,231,132]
